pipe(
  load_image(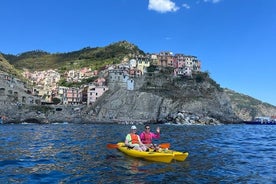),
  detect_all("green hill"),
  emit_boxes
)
[0,54,23,79]
[2,41,144,72]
